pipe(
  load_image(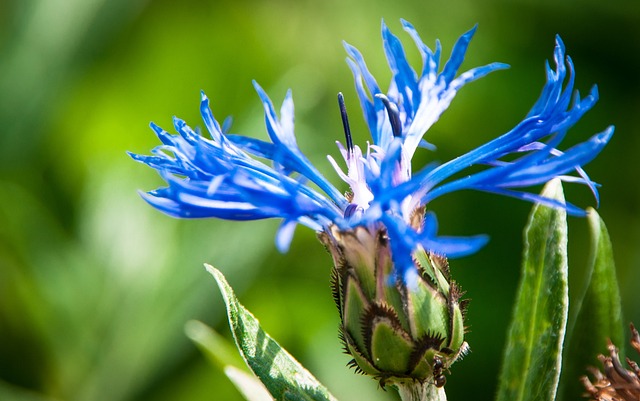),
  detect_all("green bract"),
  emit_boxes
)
[320,223,468,388]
